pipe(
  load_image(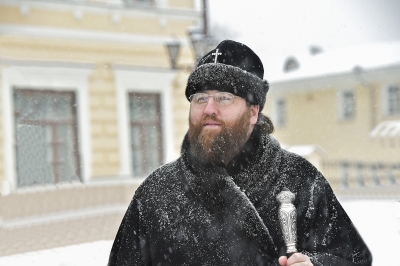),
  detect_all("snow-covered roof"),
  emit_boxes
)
[370,120,400,138]
[270,41,400,83]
